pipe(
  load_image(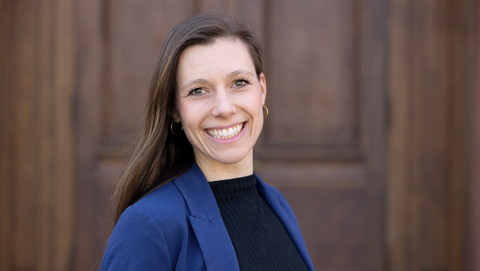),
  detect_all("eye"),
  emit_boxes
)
[188,88,206,96]
[233,79,249,88]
